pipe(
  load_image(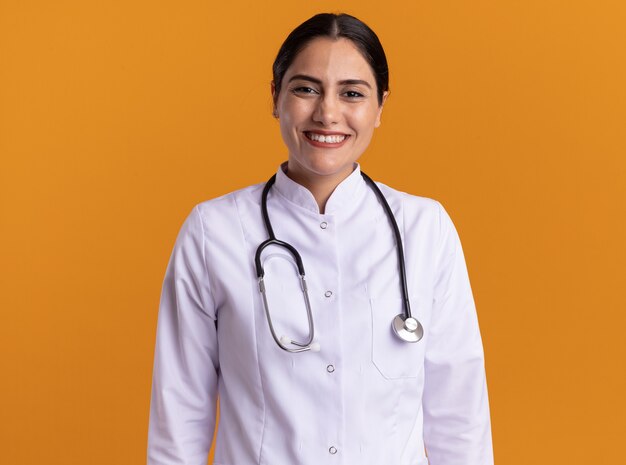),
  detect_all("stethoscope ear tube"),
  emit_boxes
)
[255,238,307,278]
[258,271,316,353]
[256,178,315,351]
[256,242,316,353]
